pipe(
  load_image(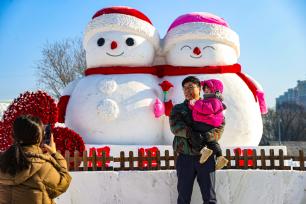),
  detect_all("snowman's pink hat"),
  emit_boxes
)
[84,6,160,50]
[164,12,240,56]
